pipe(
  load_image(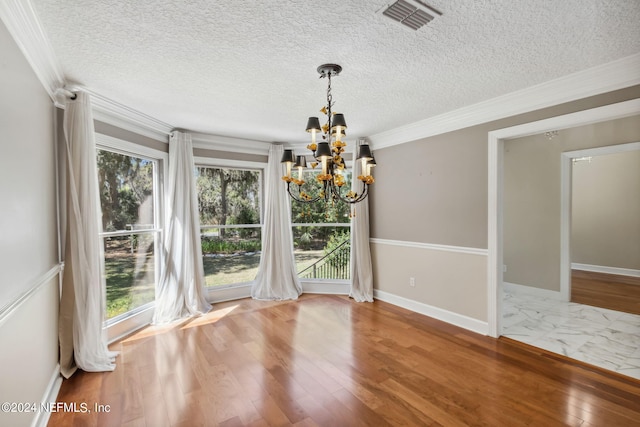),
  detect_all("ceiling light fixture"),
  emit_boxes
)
[281,64,375,204]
